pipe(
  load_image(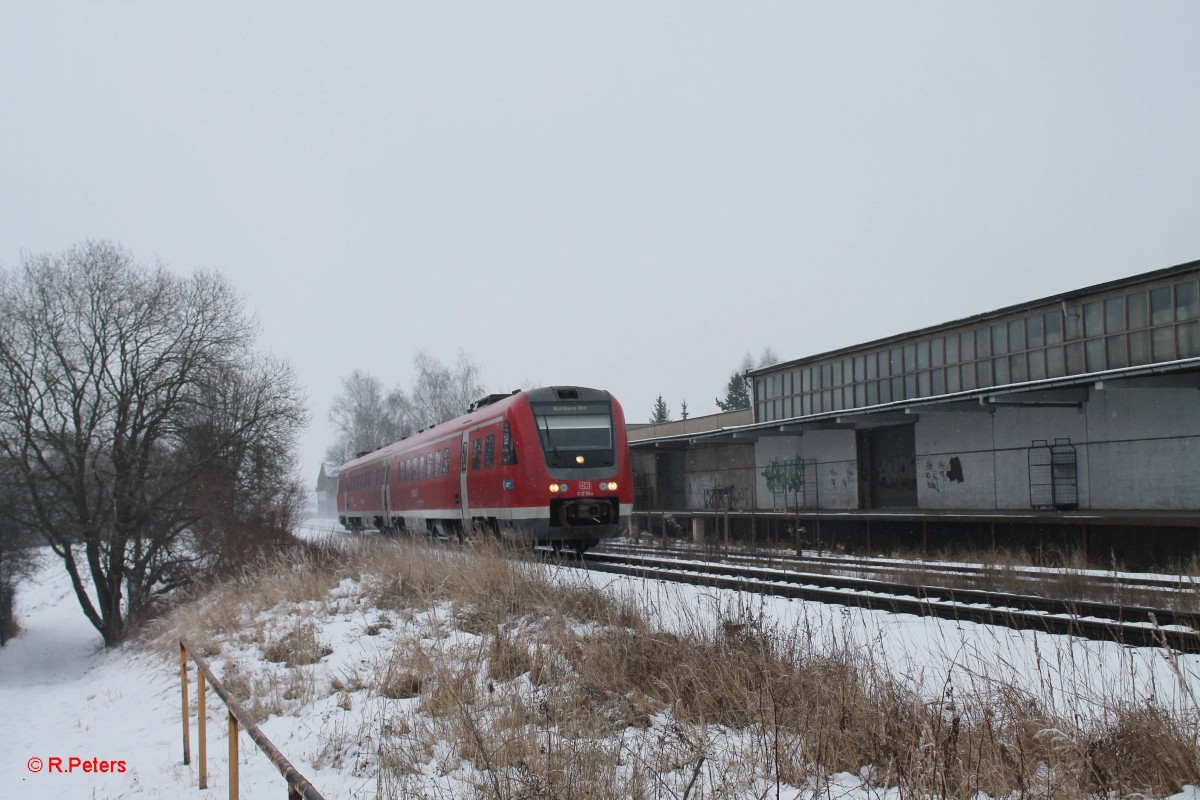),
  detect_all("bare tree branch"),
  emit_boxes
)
[0,242,308,645]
